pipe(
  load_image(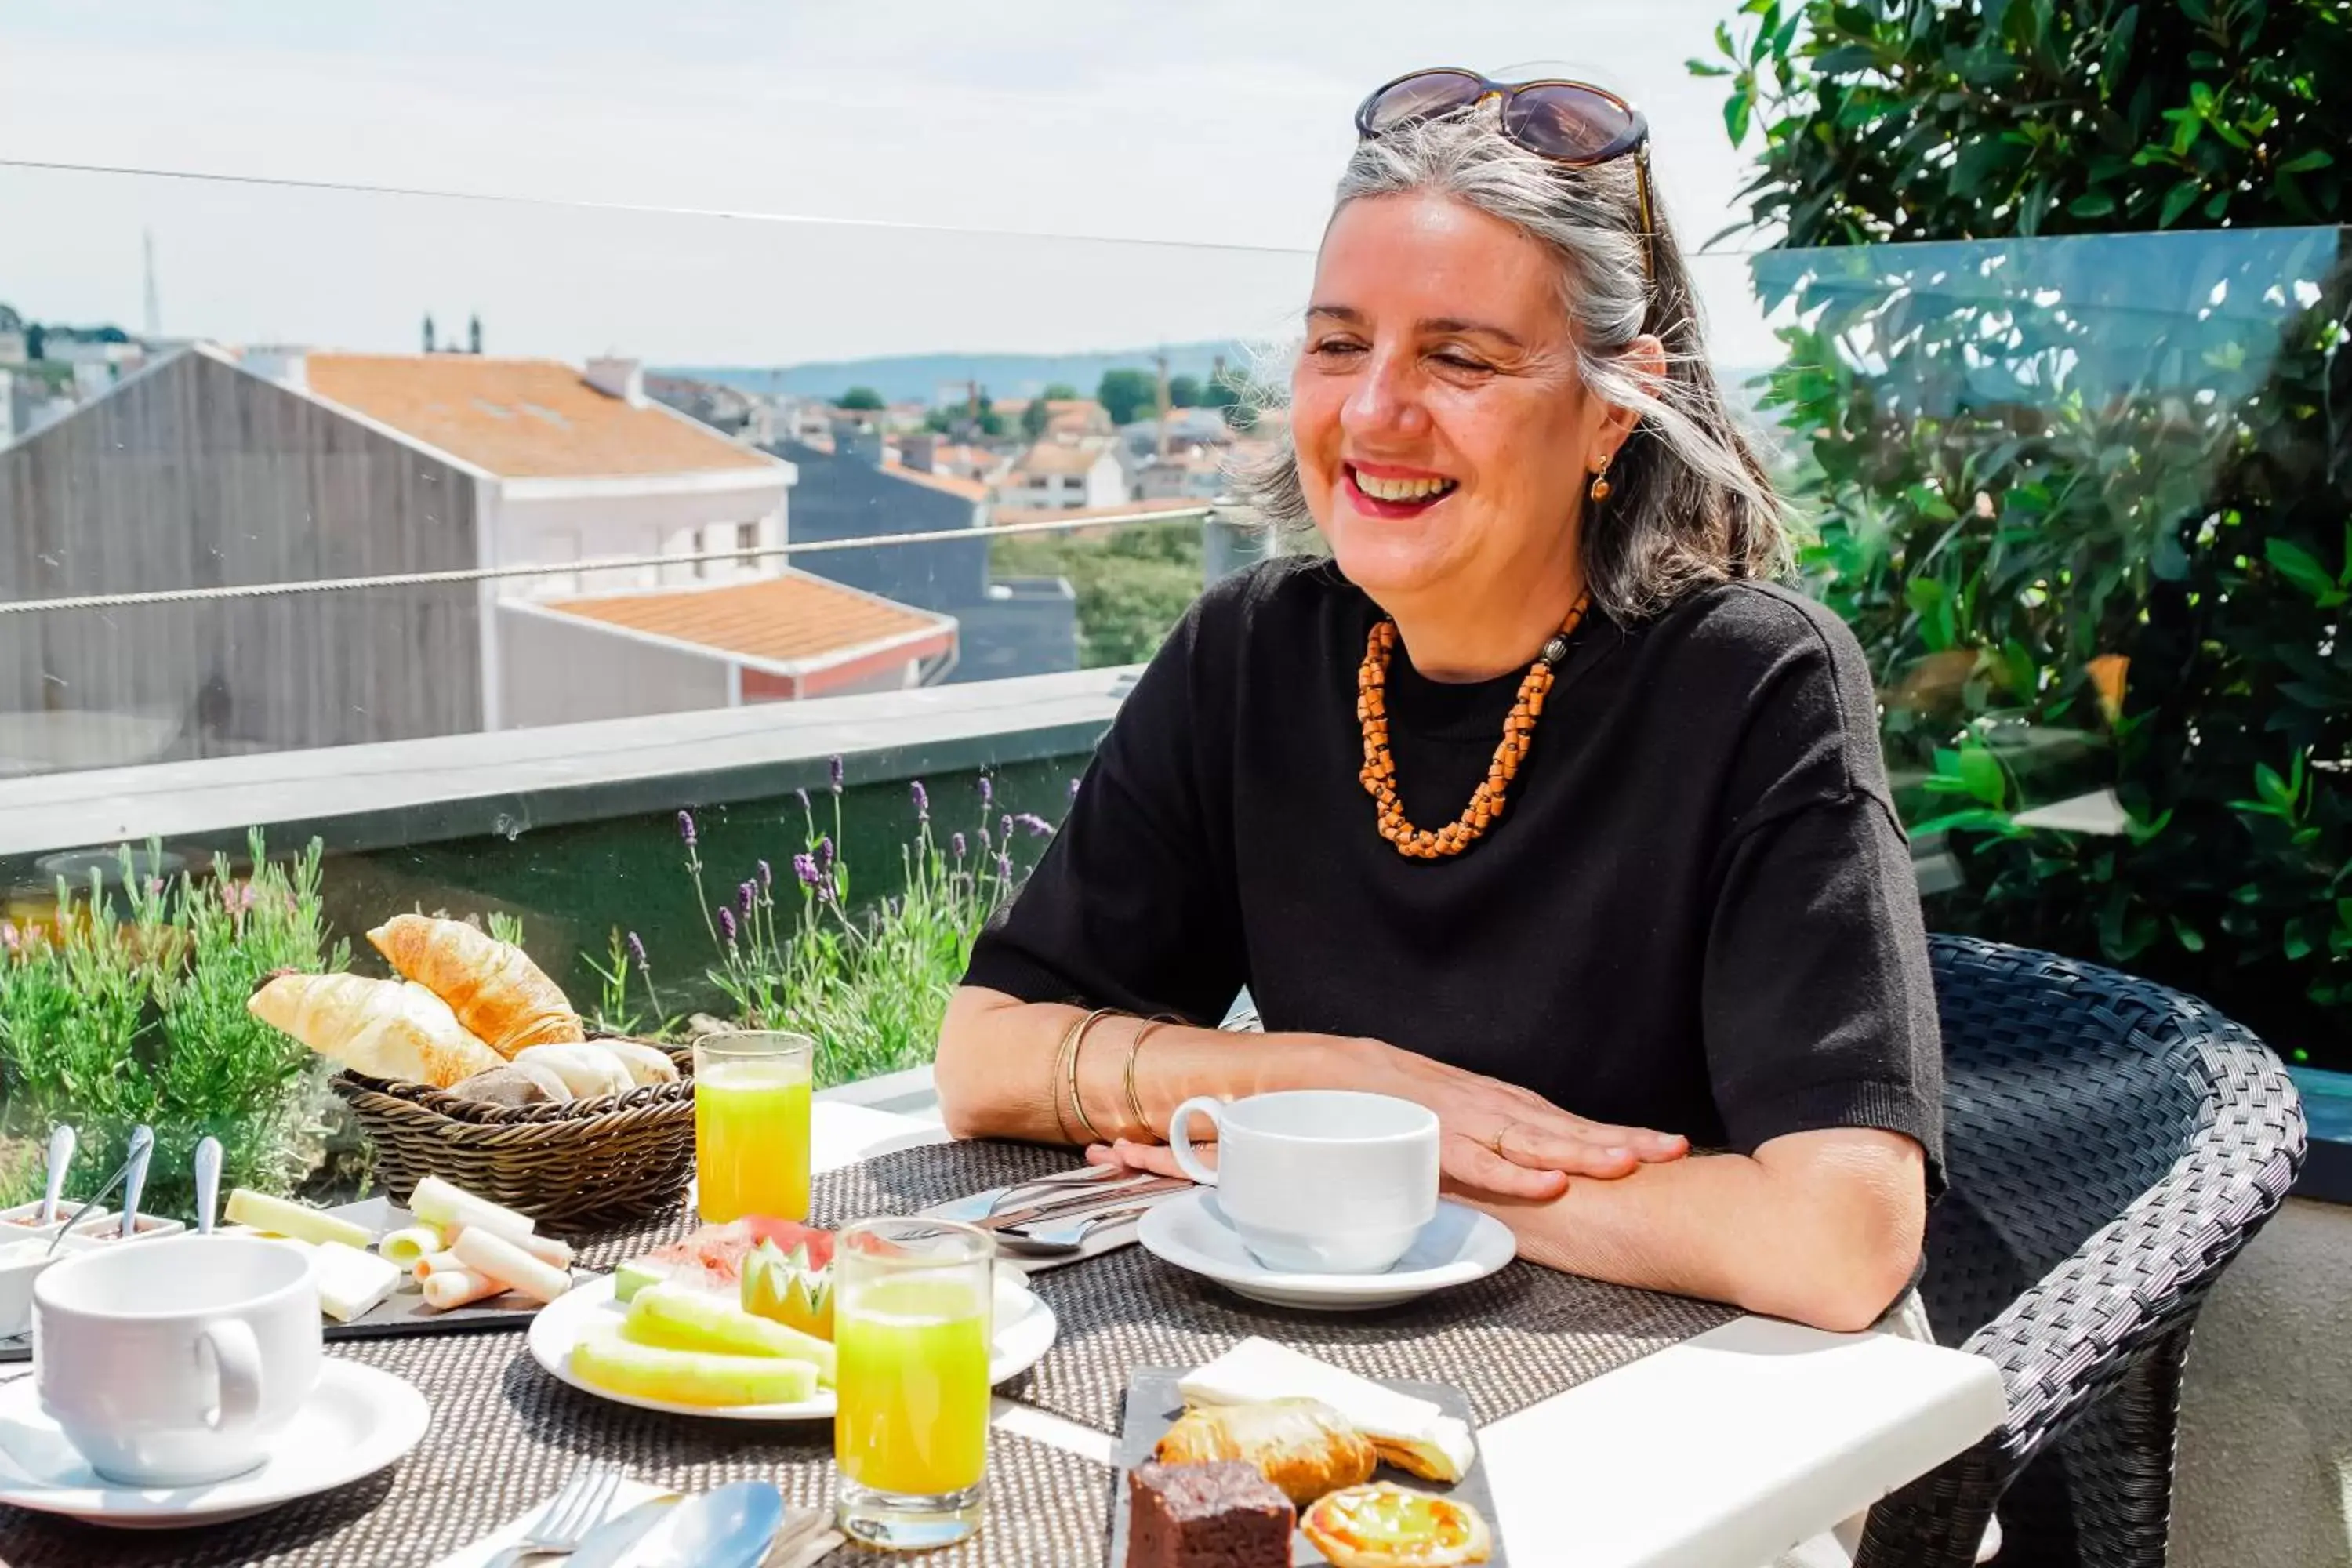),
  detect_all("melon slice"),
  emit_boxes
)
[741,1240,834,1341]
[624,1283,836,1385]
[572,1327,818,1407]
[614,1217,835,1301]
